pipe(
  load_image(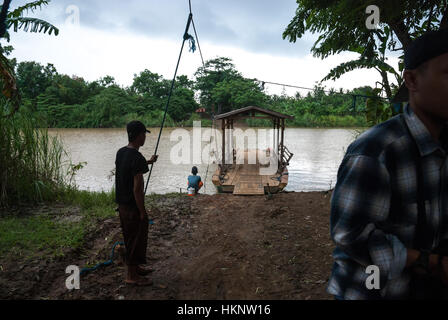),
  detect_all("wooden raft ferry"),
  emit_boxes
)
[211,106,294,195]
